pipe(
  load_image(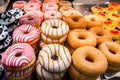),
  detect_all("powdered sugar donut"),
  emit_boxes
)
[2,43,35,67]
[12,1,27,9]
[38,44,71,73]
[41,33,67,44]
[19,12,42,27]
[41,19,69,38]
[0,8,24,25]
[24,2,41,12]
[42,2,58,12]
[12,24,40,43]
[44,11,62,20]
